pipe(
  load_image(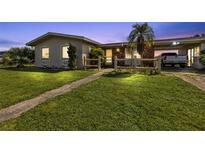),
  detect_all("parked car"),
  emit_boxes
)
[161,53,188,68]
